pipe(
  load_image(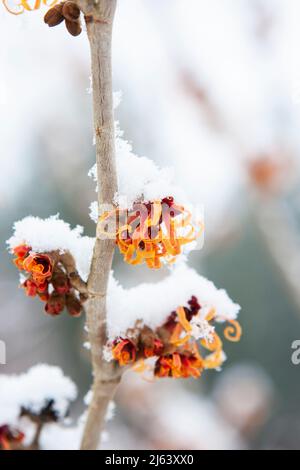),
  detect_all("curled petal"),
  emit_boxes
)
[2,0,24,14]
[201,331,223,352]
[224,320,242,342]
[201,331,225,370]
[203,349,224,370]
[2,0,57,14]
[205,308,216,322]
[43,0,57,5]
[170,323,186,345]
[21,0,41,11]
